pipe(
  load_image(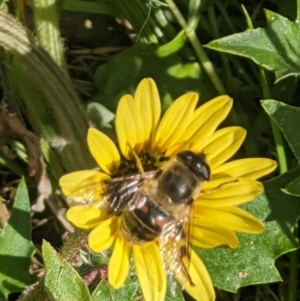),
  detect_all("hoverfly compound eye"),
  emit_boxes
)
[197,161,210,181]
[176,150,211,181]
